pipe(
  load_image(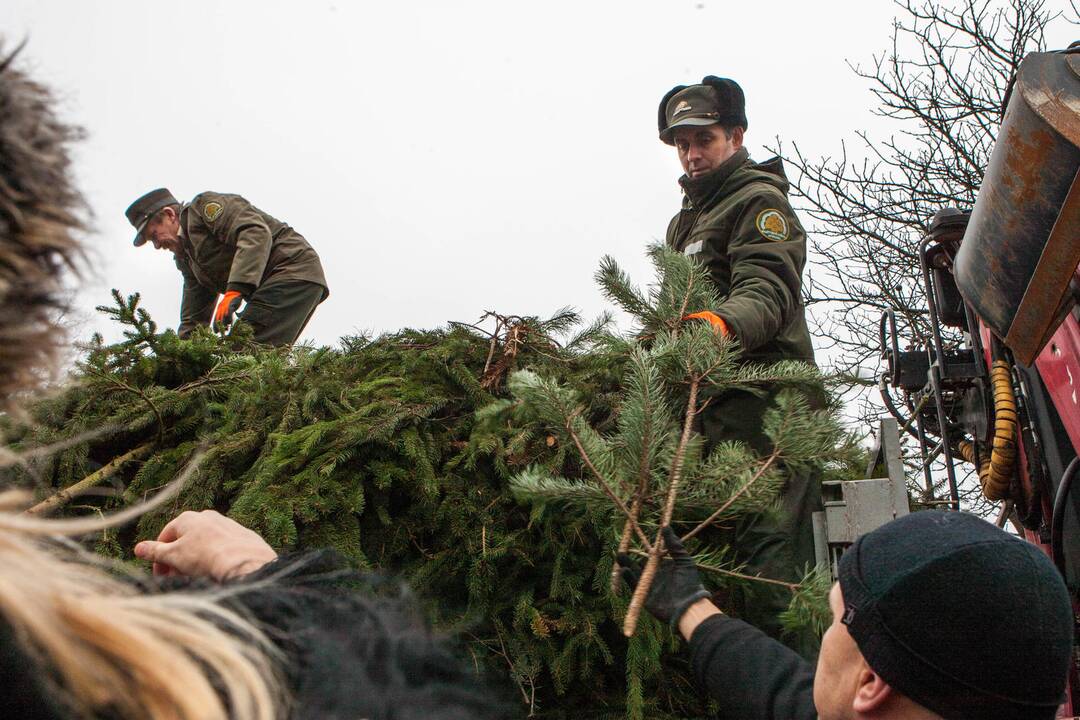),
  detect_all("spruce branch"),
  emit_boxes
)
[508,469,610,510]
[673,264,696,330]
[612,351,671,594]
[681,449,781,542]
[779,564,832,639]
[0,424,120,469]
[596,254,654,324]
[660,377,700,529]
[624,545,802,591]
[623,376,700,637]
[174,366,256,394]
[611,496,642,595]
[85,367,166,445]
[697,562,800,591]
[566,413,653,553]
[26,442,156,515]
